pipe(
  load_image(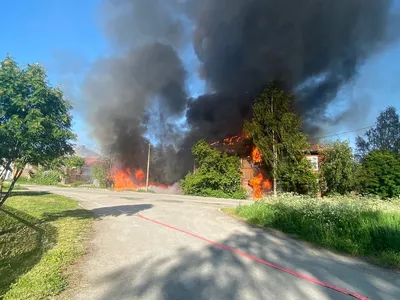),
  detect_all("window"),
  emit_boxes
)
[306,155,319,171]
